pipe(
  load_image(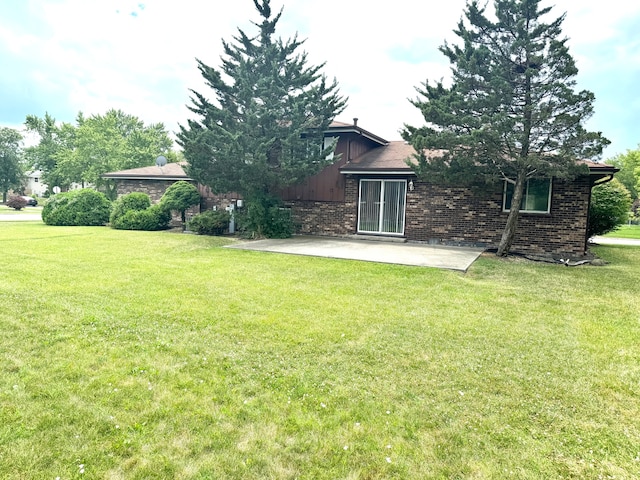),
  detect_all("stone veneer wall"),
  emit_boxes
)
[286,176,592,256]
